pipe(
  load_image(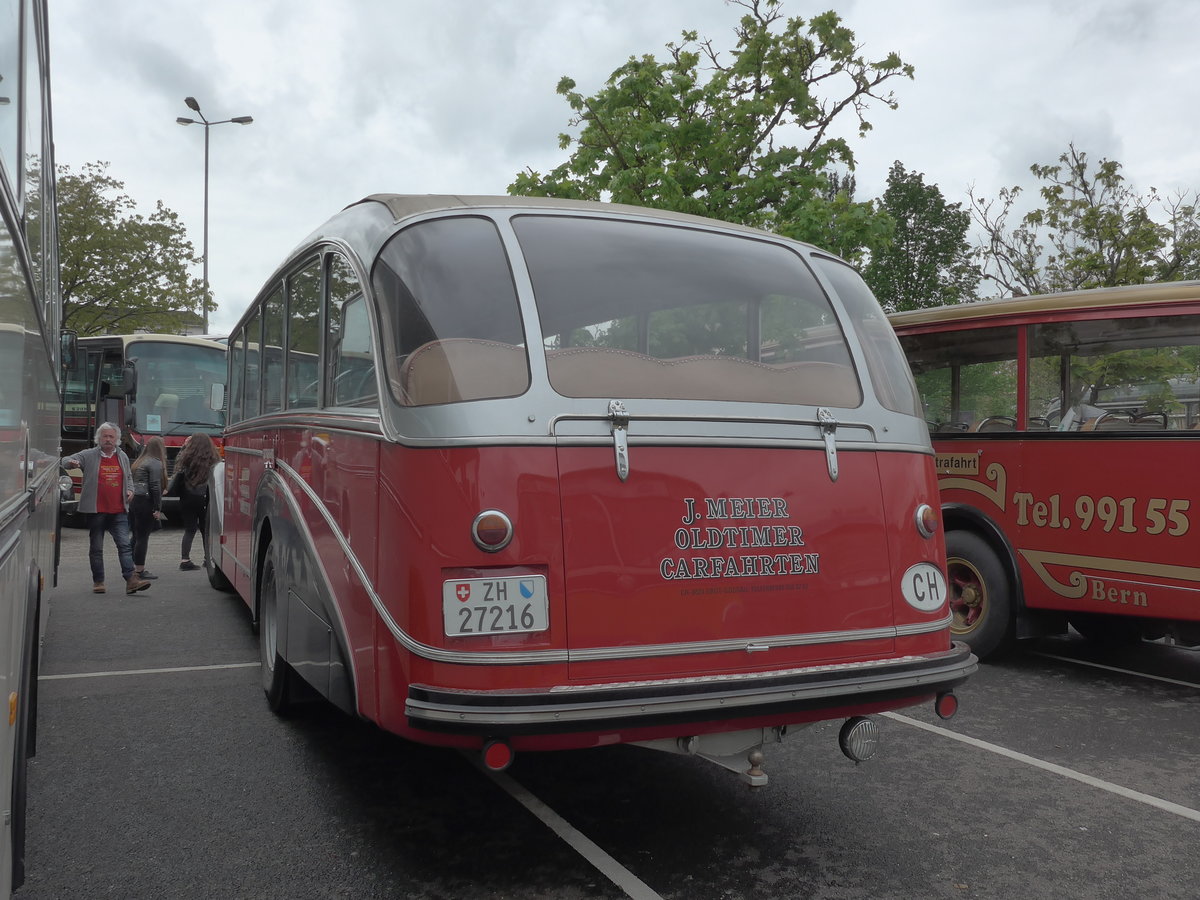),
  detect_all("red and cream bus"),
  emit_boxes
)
[210,194,975,784]
[61,333,226,515]
[891,282,1200,660]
